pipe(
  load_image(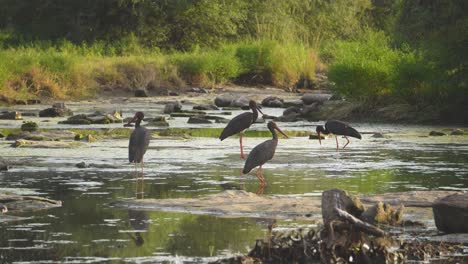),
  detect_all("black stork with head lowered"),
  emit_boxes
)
[316,120,361,151]
[242,121,288,191]
[219,100,263,159]
[124,111,150,197]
